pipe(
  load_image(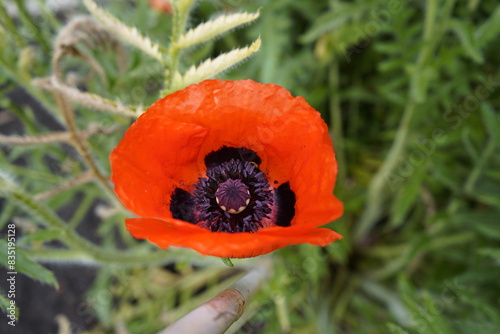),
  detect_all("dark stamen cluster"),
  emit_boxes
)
[193,159,273,233]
